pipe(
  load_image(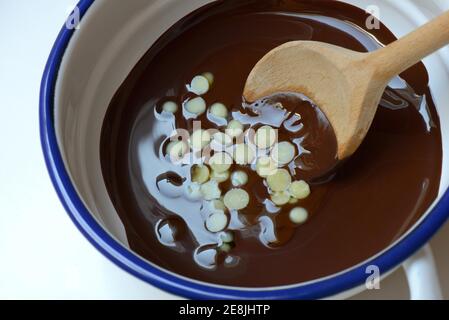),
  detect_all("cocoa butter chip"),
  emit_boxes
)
[289,207,308,224]
[166,141,188,160]
[271,141,296,166]
[212,132,233,149]
[210,103,228,119]
[220,231,234,243]
[211,199,225,211]
[224,188,250,210]
[206,212,228,233]
[271,191,291,206]
[233,144,255,165]
[231,170,248,187]
[202,72,214,85]
[256,156,278,178]
[191,165,210,184]
[267,168,292,192]
[200,180,222,200]
[208,152,233,173]
[289,180,311,199]
[211,170,230,183]
[184,183,202,201]
[190,129,211,150]
[162,101,178,113]
[185,97,207,115]
[226,120,244,138]
[219,243,232,252]
[189,75,210,95]
[255,125,277,149]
